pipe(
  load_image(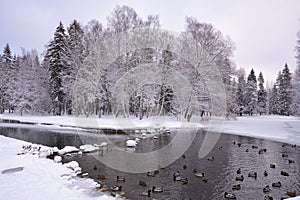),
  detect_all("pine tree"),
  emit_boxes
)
[269,83,279,114]
[292,30,300,115]
[278,63,292,115]
[257,72,267,115]
[244,69,257,115]
[46,22,67,115]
